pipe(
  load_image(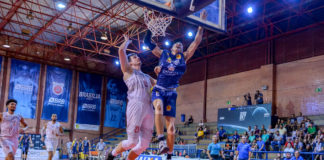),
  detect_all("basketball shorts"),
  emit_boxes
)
[151,86,177,117]
[45,138,59,152]
[0,136,19,156]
